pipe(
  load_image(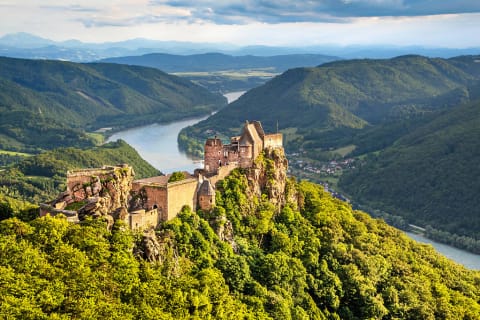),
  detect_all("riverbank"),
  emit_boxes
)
[405,231,480,270]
